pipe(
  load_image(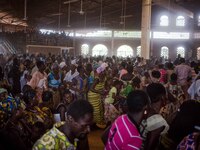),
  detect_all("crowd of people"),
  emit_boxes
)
[0,52,200,150]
